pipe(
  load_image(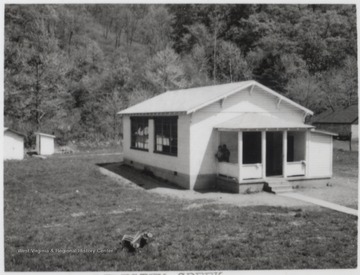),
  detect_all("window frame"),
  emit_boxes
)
[130,116,149,151]
[154,116,178,157]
